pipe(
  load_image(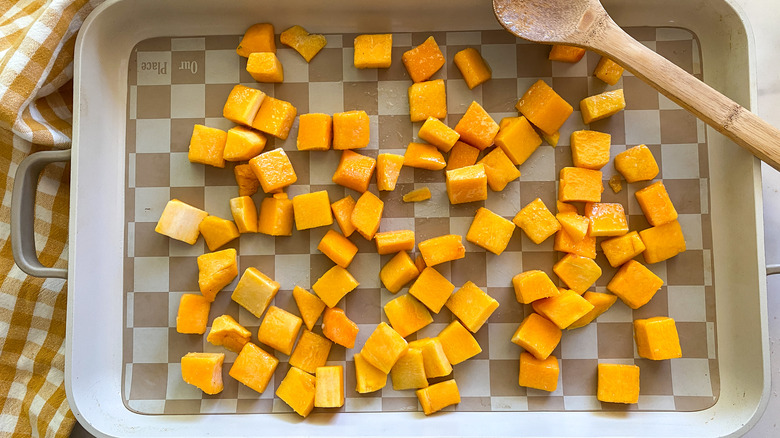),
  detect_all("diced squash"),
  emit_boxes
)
[557,201,578,215]
[280,25,327,62]
[331,195,357,237]
[375,230,415,255]
[555,212,590,242]
[453,47,492,89]
[478,147,521,191]
[229,343,278,394]
[198,216,239,251]
[297,113,332,151]
[289,330,333,374]
[511,313,562,360]
[634,316,682,360]
[548,45,586,62]
[207,314,251,352]
[614,144,659,183]
[513,197,561,244]
[553,253,602,293]
[445,281,499,333]
[176,294,211,334]
[408,337,452,378]
[542,131,561,147]
[466,207,515,255]
[594,56,625,86]
[417,379,460,415]
[419,117,460,152]
[380,251,421,293]
[414,254,427,273]
[558,167,603,203]
[354,352,387,393]
[402,187,431,202]
[493,116,542,165]
[454,101,500,150]
[249,148,297,193]
[258,192,293,236]
[332,150,376,193]
[418,234,466,266]
[597,363,639,404]
[237,23,275,57]
[408,79,447,122]
[532,290,595,329]
[404,142,446,170]
[585,202,629,237]
[257,305,303,355]
[246,52,284,82]
[553,228,597,259]
[361,322,409,373]
[312,266,360,308]
[402,36,445,83]
[231,267,280,318]
[292,190,333,230]
[351,191,384,240]
[568,292,618,329]
[409,267,455,313]
[188,125,227,168]
[601,231,646,267]
[197,248,238,301]
[354,34,393,68]
[635,181,678,226]
[609,174,623,193]
[384,293,433,337]
[445,163,488,204]
[181,352,224,395]
[322,306,359,349]
[446,141,480,170]
[580,89,626,124]
[318,229,358,268]
[234,164,261,197]
[516,80,573,136]
[437,320,482,365]
[223,85,265,127]
[333,110,370,150]
[639,220,686,264]
[293,286,326,331]
[229,196,258,233]
[518,352,559,392]
[571,130,611,170]
[391,347,428,390]
[276,366,316,417]
[315,365,345,408]
[607,259,664,309]
[377,153,404,191]
[251,96,297,140]
[512,270,560,304]
[224,126,267,162]
[155,199,207,244]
